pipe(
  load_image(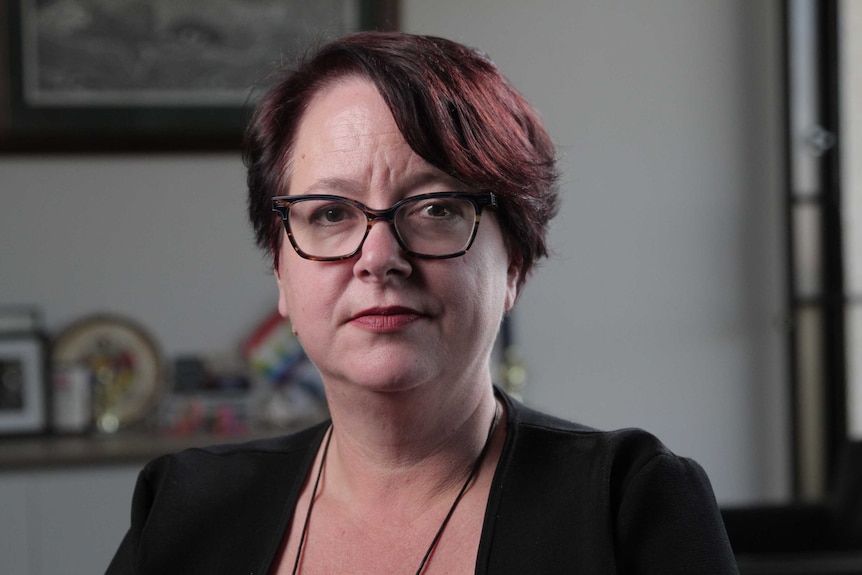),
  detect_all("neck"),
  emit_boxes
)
[322,380,500,509]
